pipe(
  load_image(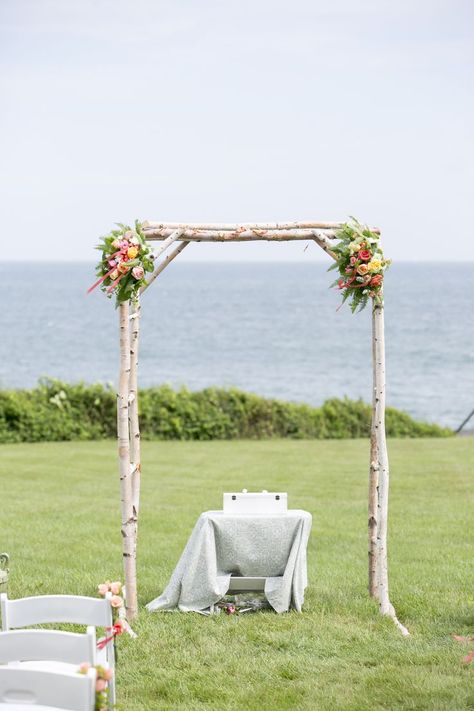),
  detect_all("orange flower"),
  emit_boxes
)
[127,246,139,259]
[370,274,383,287]
[356,264,369,276]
